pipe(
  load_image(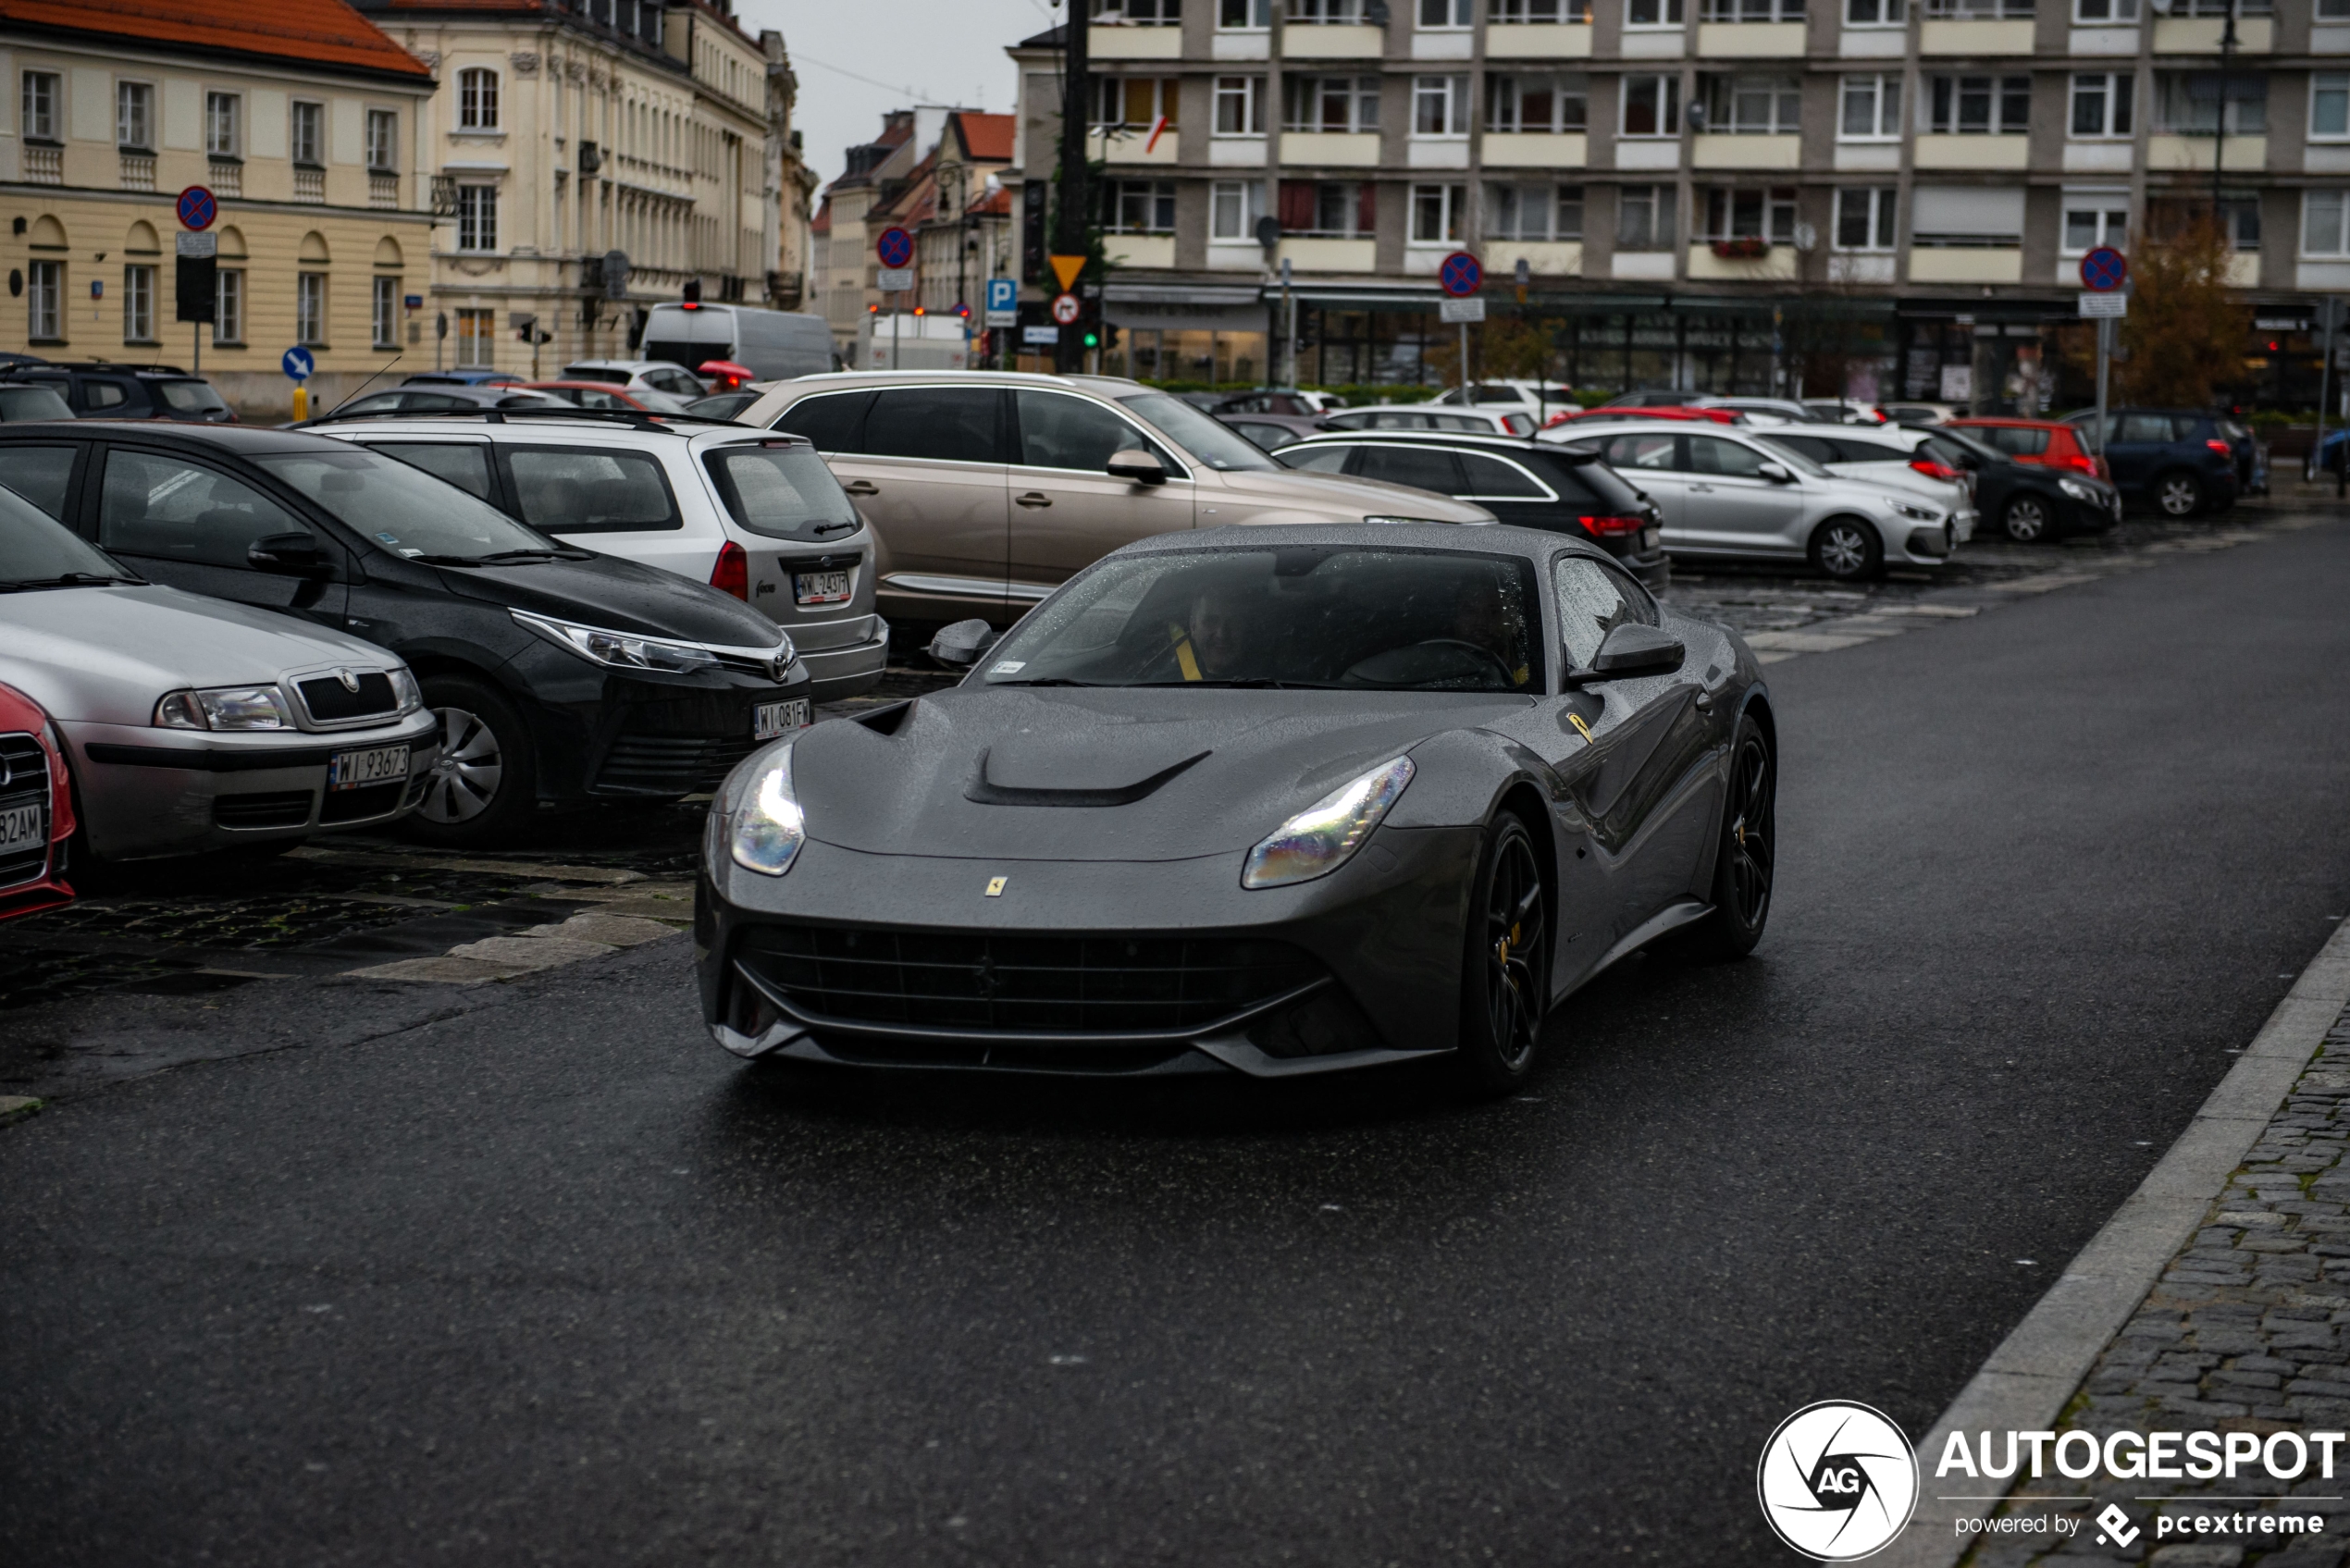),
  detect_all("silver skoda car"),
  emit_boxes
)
[0,488,439,860]
[1551,419,1963,581]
